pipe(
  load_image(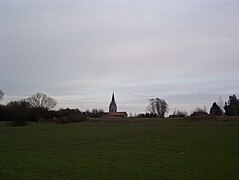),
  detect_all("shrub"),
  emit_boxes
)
[170,110,188,118]
[7,101,29,126]
[190,107,209,117]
